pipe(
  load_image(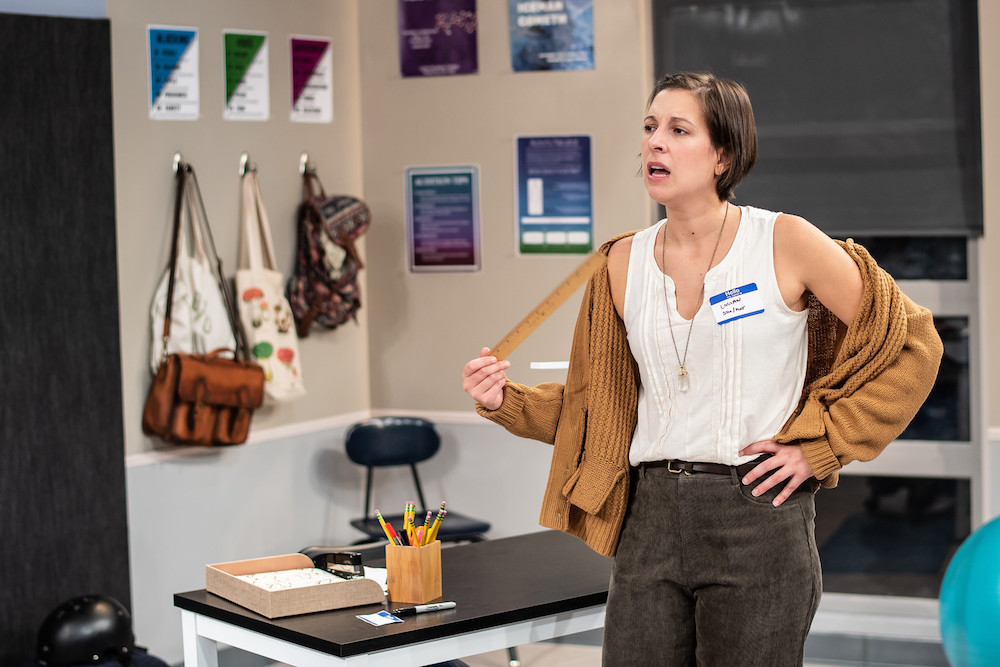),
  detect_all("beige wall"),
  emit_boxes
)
[107,0,1000,453]
[356,0,1000,429]
[358,1,653,411]
[981,0,999,431]
[108,0,370,456]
